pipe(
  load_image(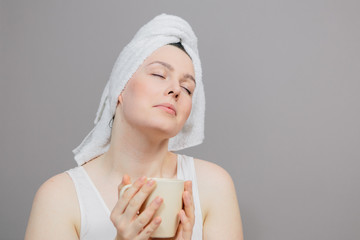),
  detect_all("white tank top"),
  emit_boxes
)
[66,154,203,240]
